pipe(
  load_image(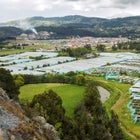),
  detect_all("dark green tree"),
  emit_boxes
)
[109,111,124,140]
[84,44,92,50]
[13,74,24,88]
[96,44,106,52]
[30,90,65,125]
[61,116,79,140]
[76,74,85,86]
[135,44,140,52]
[0,68,19,99]
[75,81,112,140]
[112,45,118,51]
